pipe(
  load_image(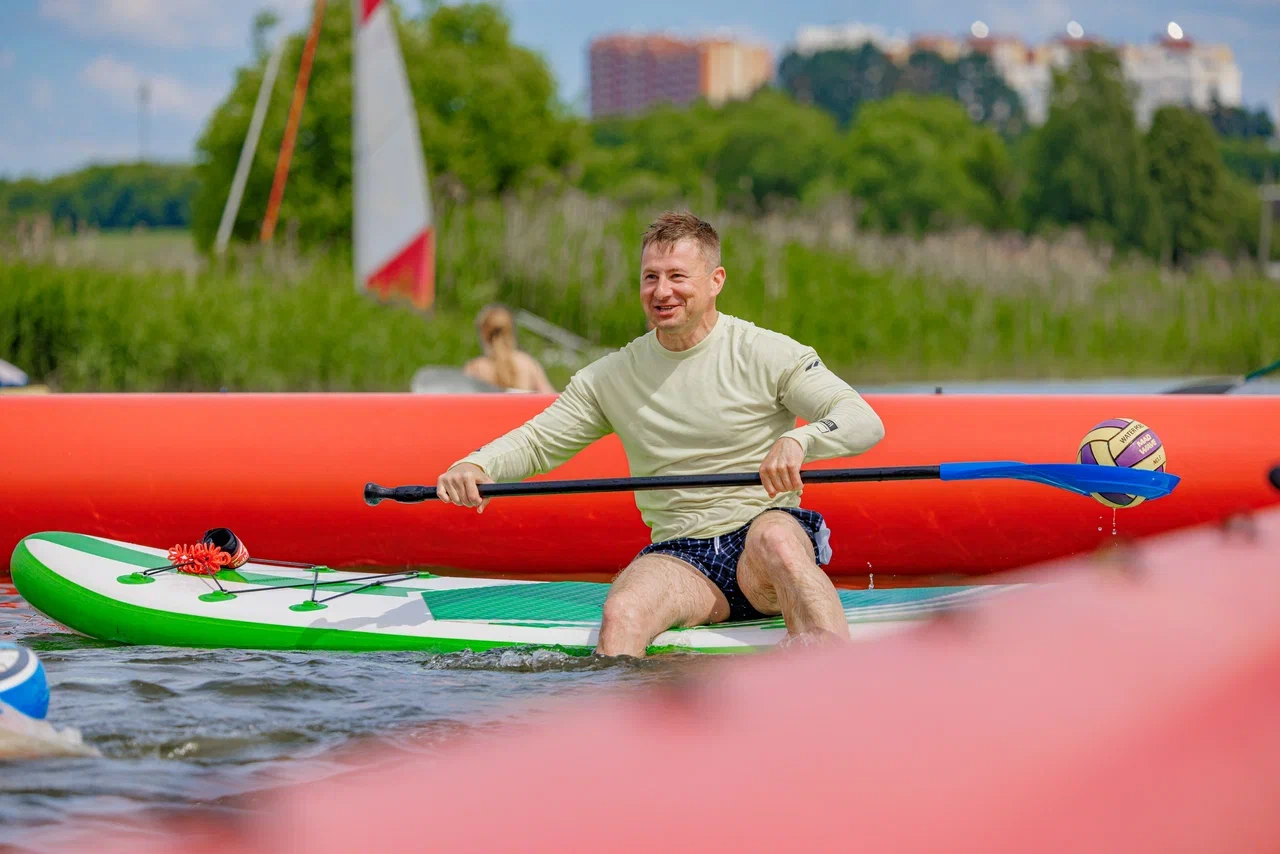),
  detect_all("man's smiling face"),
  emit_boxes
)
[640,237,724,334]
